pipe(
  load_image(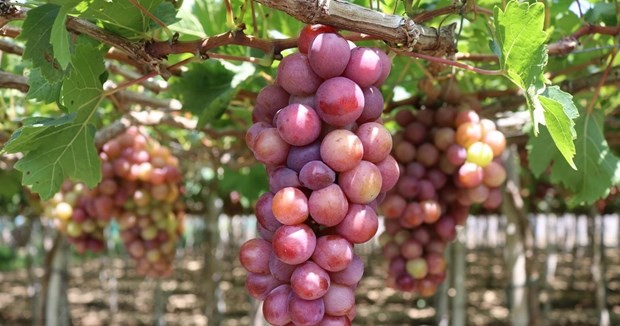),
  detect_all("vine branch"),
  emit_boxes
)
[253,0,457,56]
